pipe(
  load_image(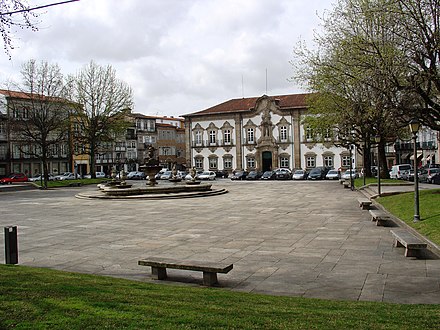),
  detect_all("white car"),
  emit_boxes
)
[197,171,216,180]
[84,172,106,179]
[29,174,55,182]
[54,172,75,180]
[341,169,358,180]
[160,171,172,180]
[325,169,340,180]
[292,170,307,180]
